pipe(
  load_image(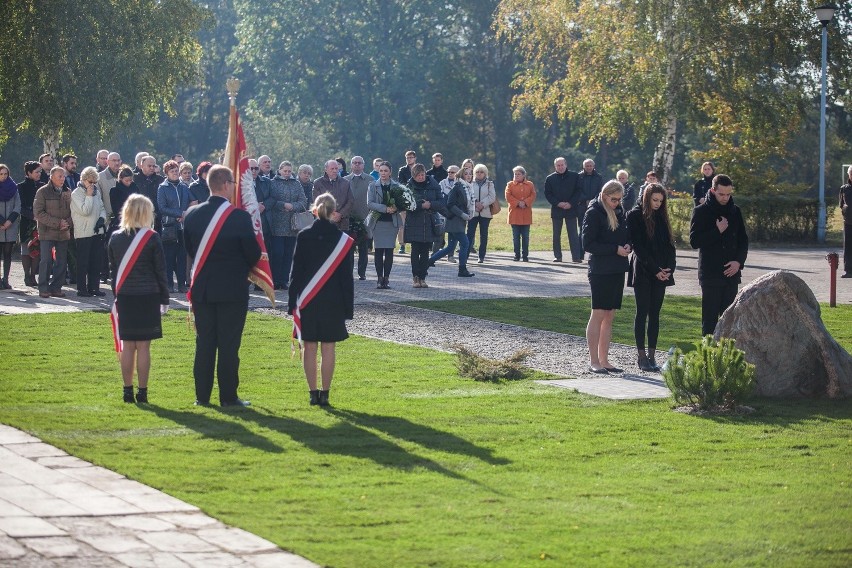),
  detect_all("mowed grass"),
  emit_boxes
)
[404,296,852,355]
[471,206,557,252]
[1,311,851,567]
